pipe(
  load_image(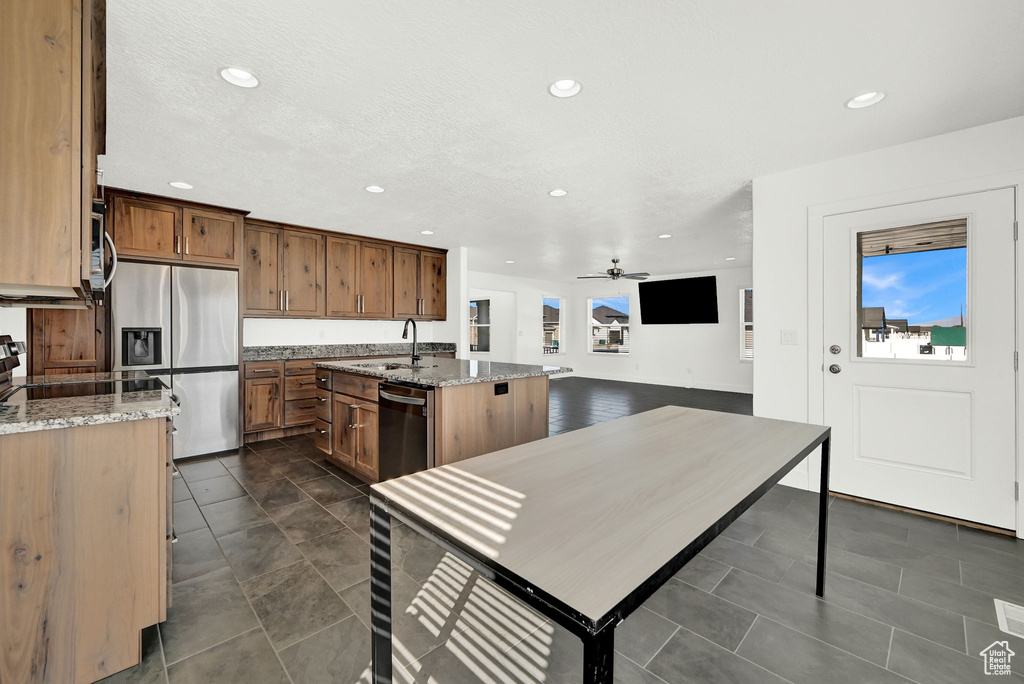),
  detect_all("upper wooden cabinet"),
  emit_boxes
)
[282,230,325,317]
[243,223,324,317]
[395,248,447,320]
[183,207,243,267]
[0,0,106,303]
[326,237,393,319]
[113,197,181,260]
[110,195,243,268]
